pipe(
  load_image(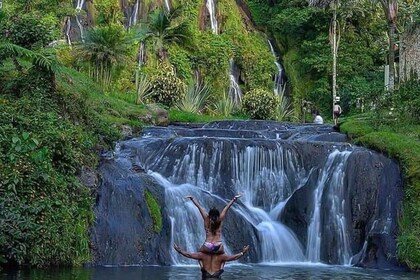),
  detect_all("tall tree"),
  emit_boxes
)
[308,0,340,118]
[376,0,398,91]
